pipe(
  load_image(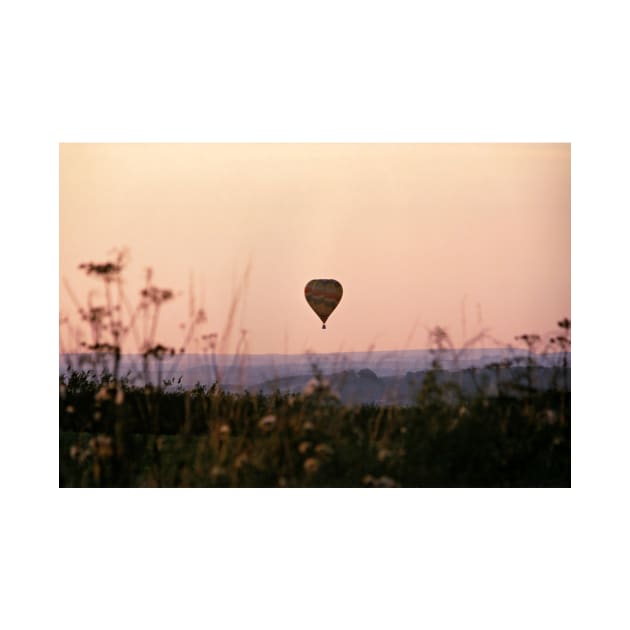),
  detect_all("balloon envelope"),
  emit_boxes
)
[304,279,343,329]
